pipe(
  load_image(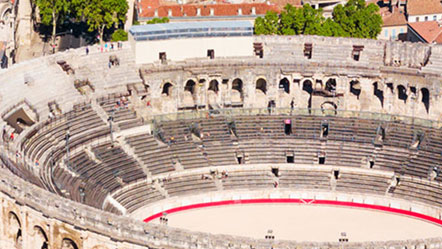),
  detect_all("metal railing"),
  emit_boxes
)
[150,108,441,129]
